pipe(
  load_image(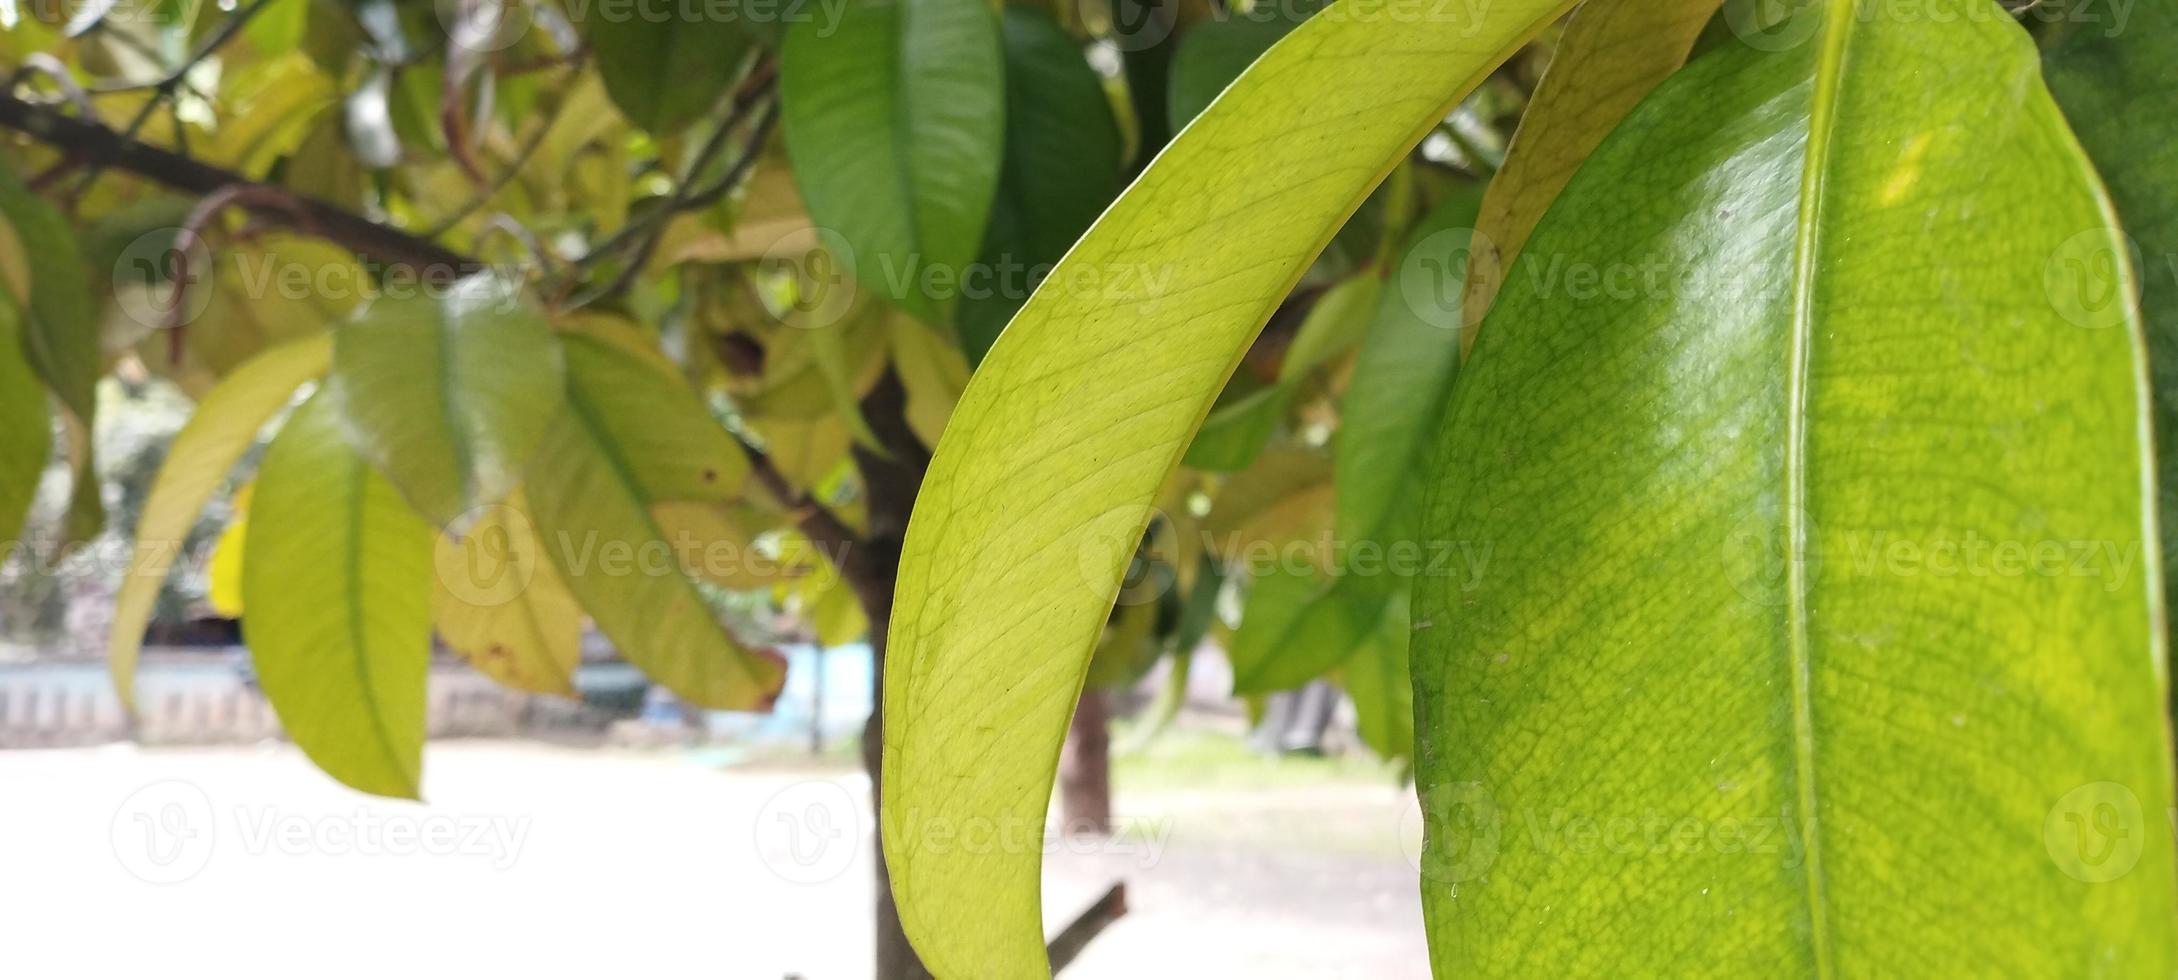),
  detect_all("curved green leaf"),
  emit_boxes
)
[244,392,433,800]
[1415,2,2178,972]
[327,275,564,529]
[110,334,332,711]
[780,0,1003,324]
[526,334,784,710]
[878,0,1576,971]
[1458,0,1718,348]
